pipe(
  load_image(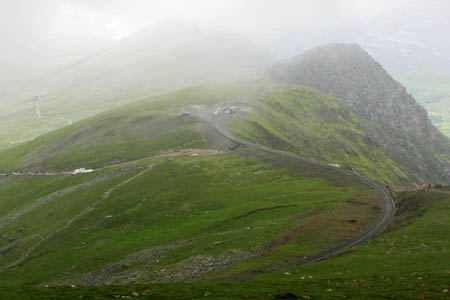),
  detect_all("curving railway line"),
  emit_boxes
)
[214,90,396,269]
[0,88,397,272]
